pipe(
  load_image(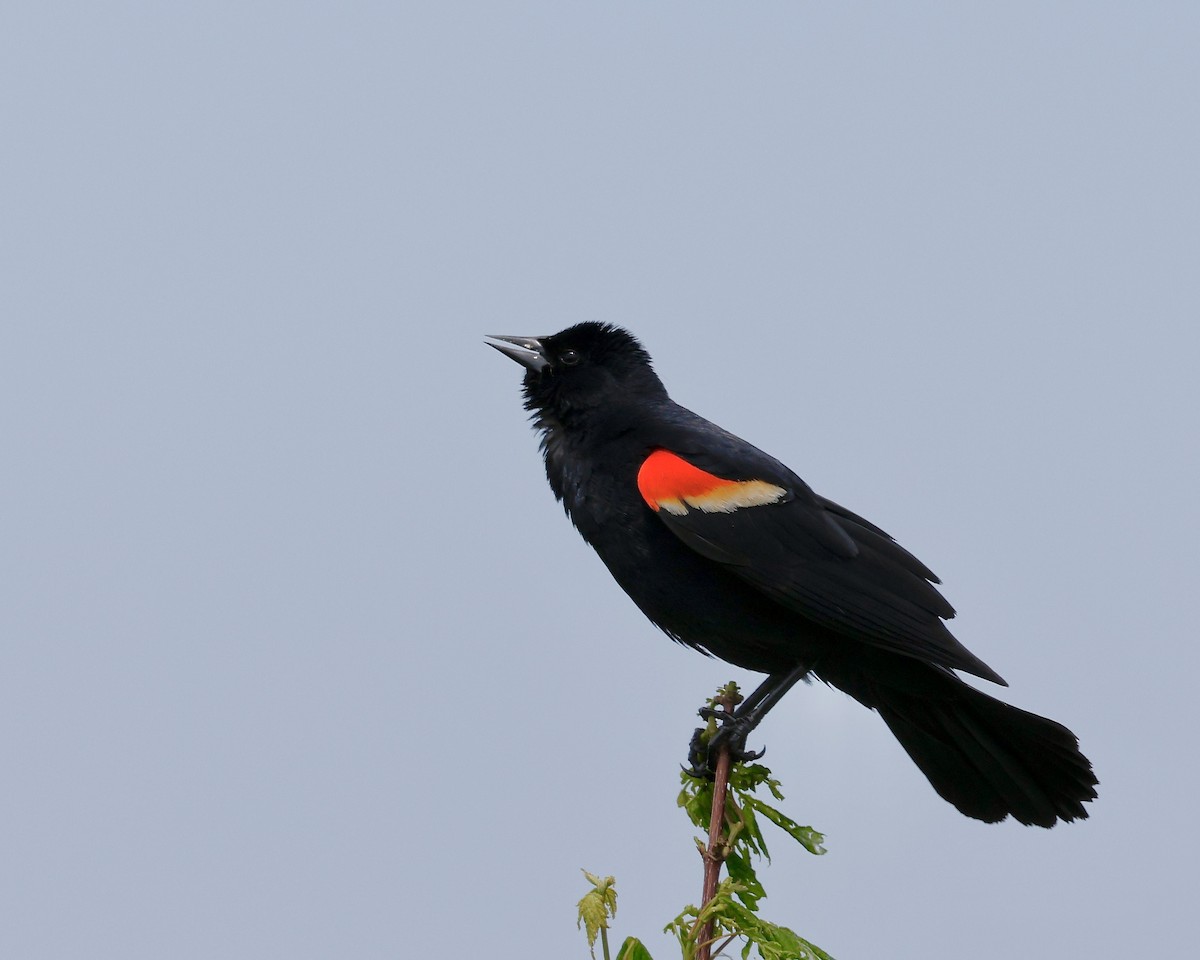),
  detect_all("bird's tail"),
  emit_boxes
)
[820,653,1098,827]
